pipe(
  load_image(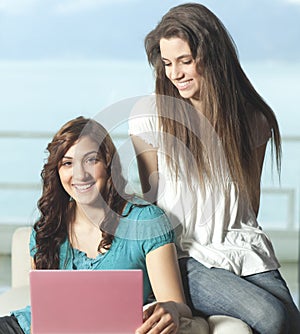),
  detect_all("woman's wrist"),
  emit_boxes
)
[175,301,193,319]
